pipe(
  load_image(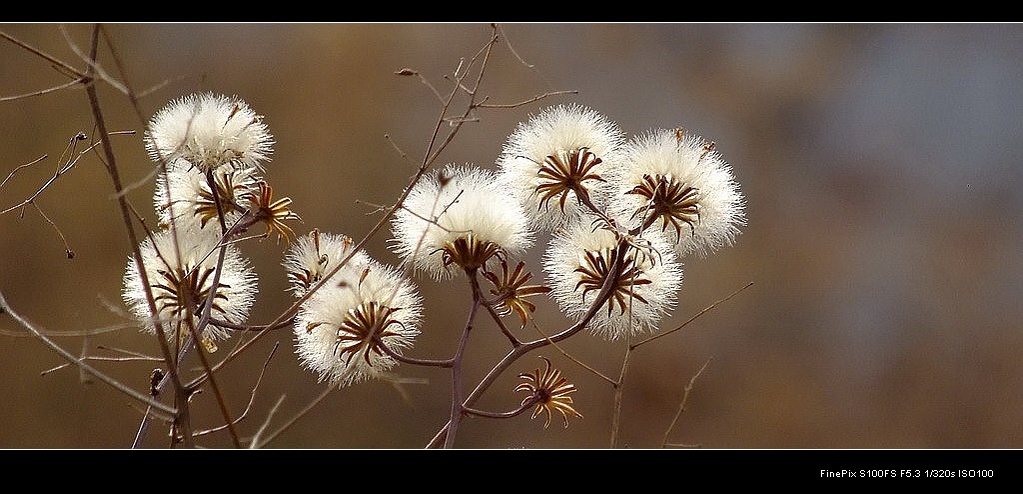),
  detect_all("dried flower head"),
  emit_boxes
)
[543,220,683,340]
[294,255,423,388]
[483,260,550,328]
[496,104,625,232]
[145,92,274,173]
[515,356,582,429]
[122,226,258,350]
[282,229,367,297]
[390,164,532,279]
[611,128,745,257]
[244,180,301,243]
[154,158,259,231]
